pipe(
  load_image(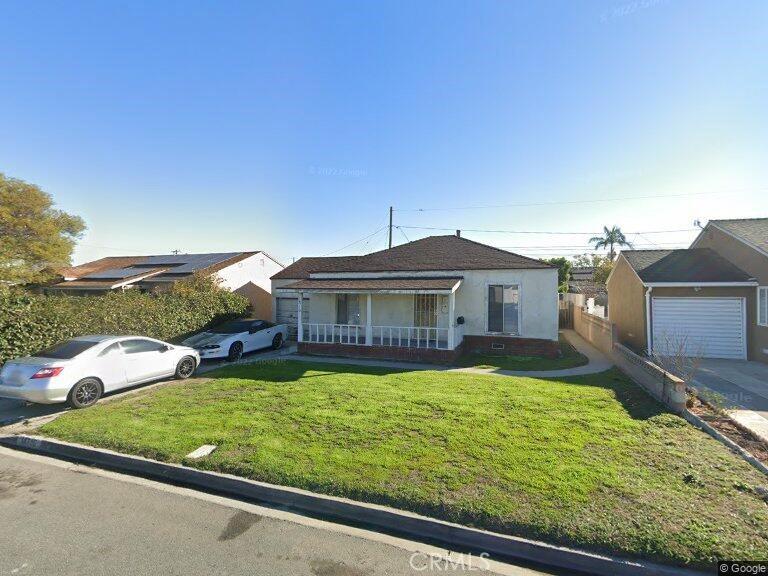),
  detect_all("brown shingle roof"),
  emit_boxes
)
[272,235,552,279]
[280,277,463,292]
[621,249,754,283]
[710,218,768,254]
[58,256,146,279]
